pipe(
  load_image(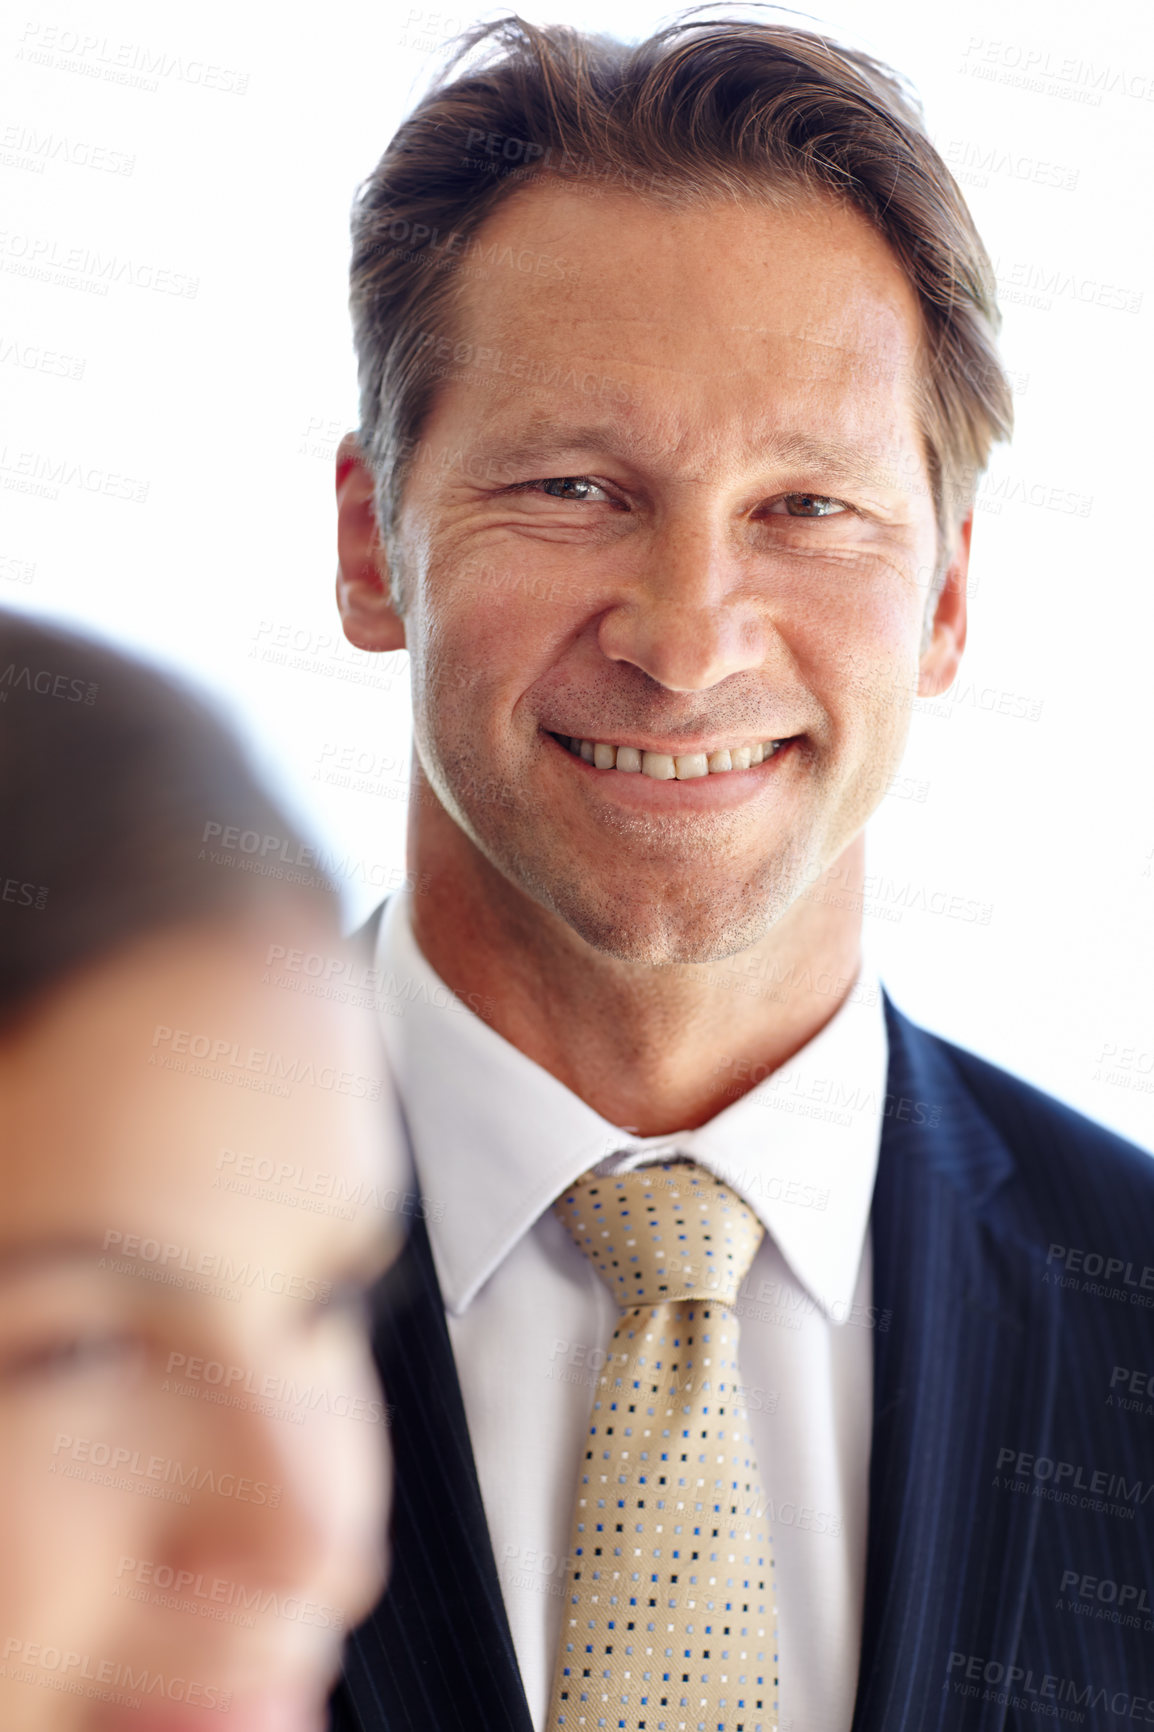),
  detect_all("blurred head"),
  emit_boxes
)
[334,17,1012,970]
[0,614,400,1732]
